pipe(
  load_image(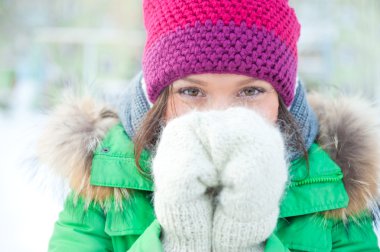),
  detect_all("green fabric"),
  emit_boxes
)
[330,213,380,252]
[268,211,380,252]
[49,193,113,252]
[127,219,163,252]
[91,123,153,191]
[49,190,157,252]
[280,144,349,217]
[265,234,291,252]
[48,123,380,251]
